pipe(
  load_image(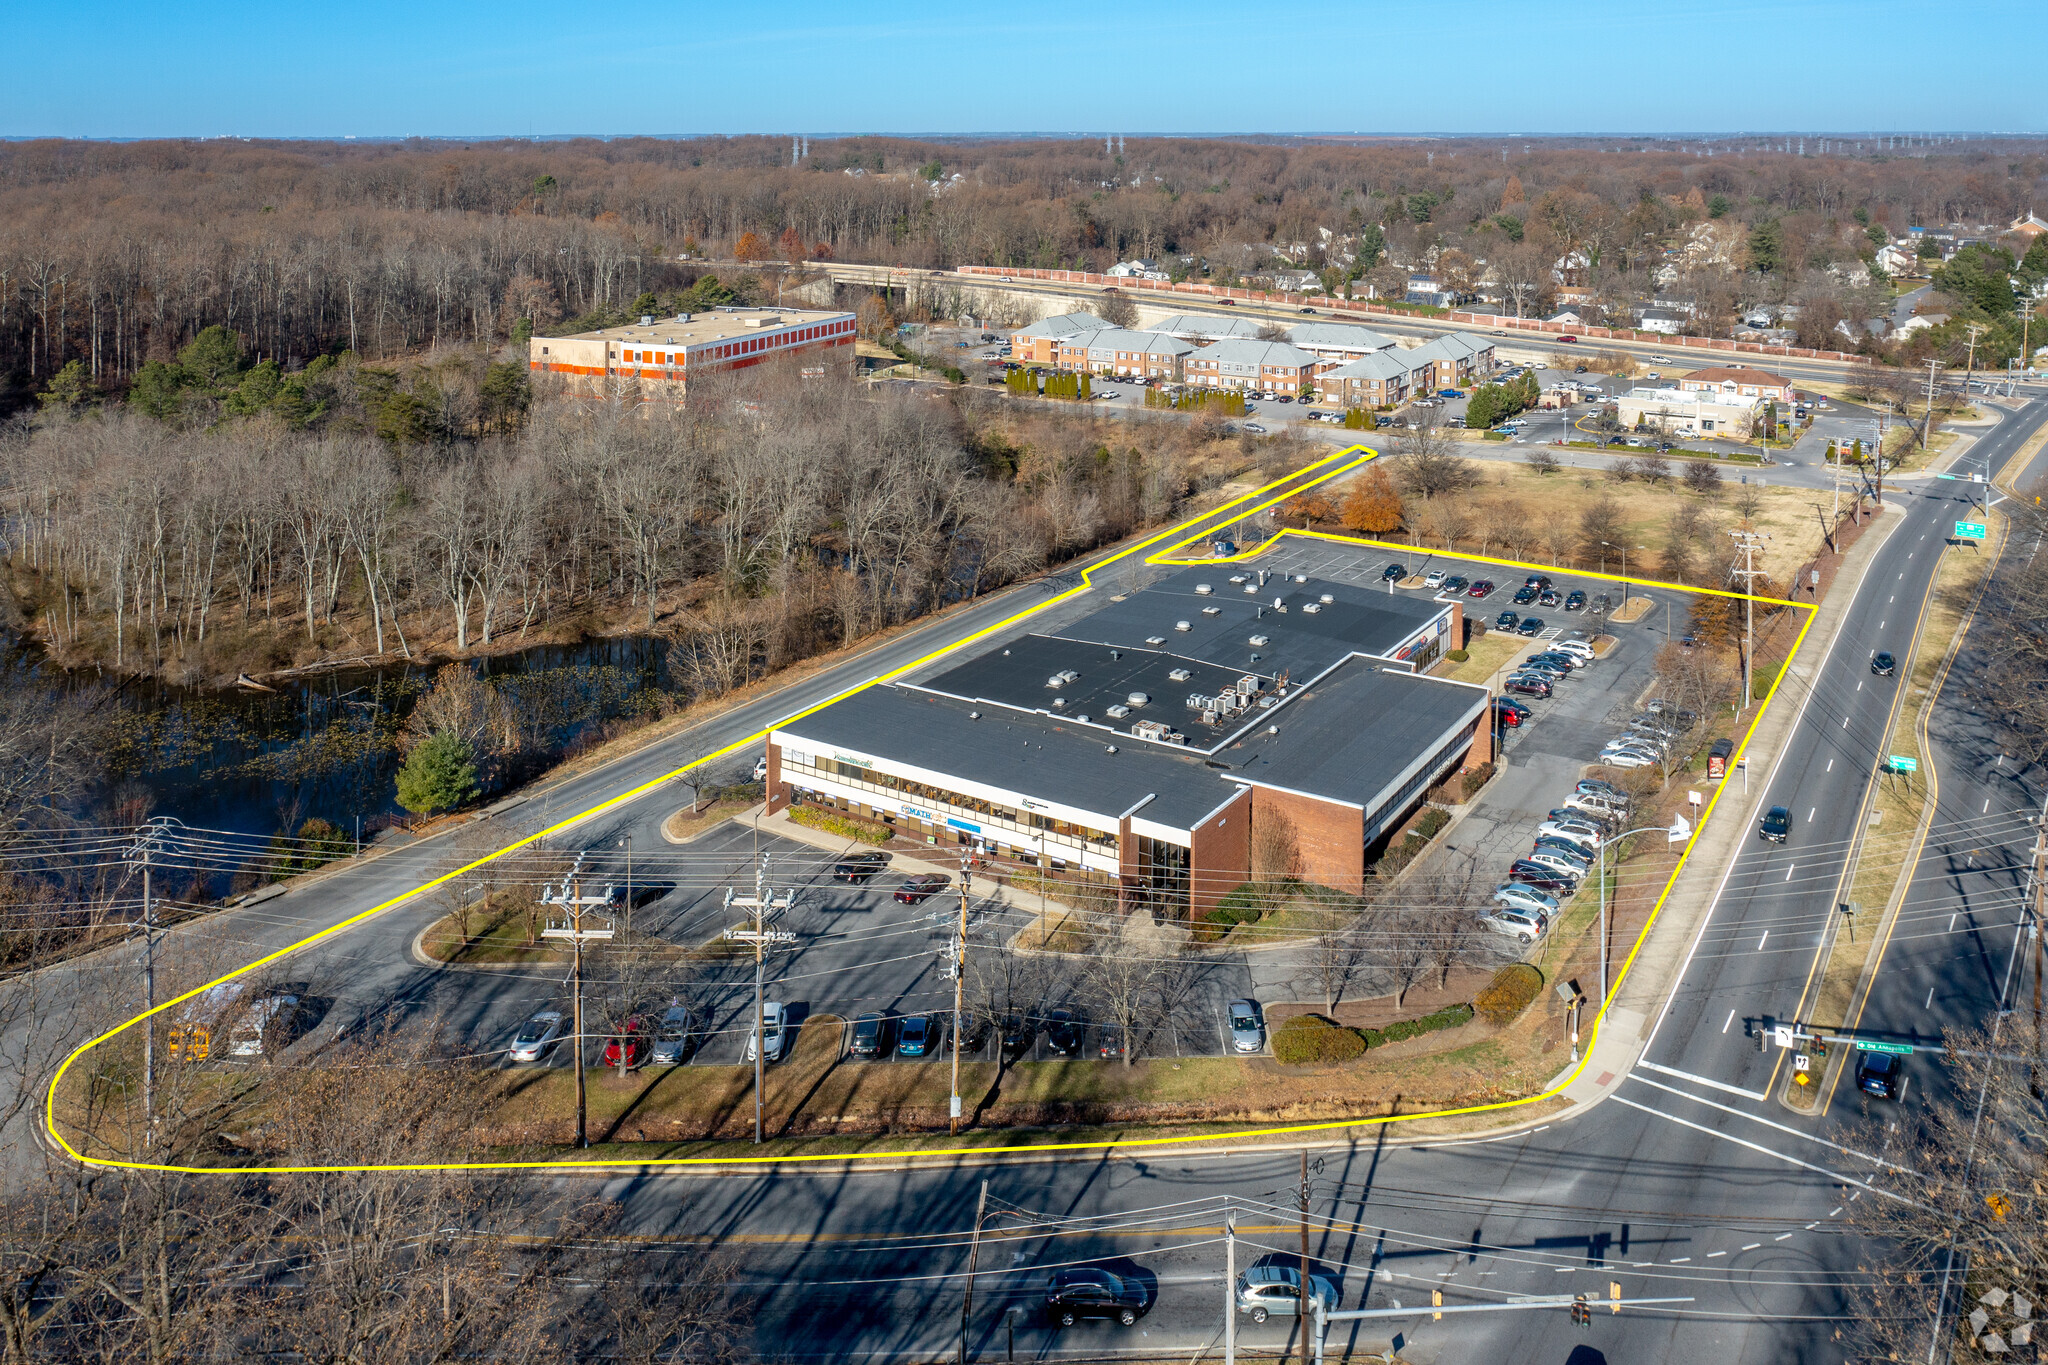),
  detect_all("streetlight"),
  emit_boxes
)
[1594,816,1694,1015]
